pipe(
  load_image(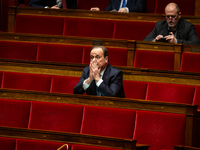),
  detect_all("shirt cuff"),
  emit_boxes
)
[83,79,90,90]
[126,7,129,13]
[96,79,103,87]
